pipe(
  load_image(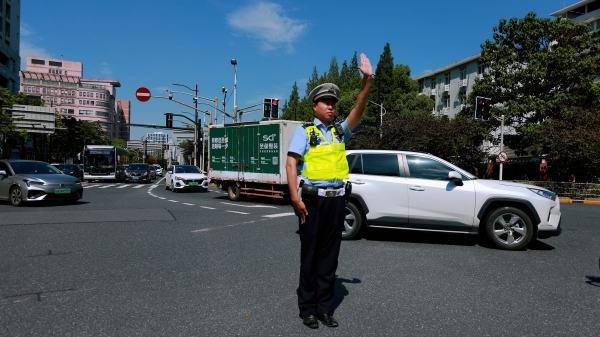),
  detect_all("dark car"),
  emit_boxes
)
[125,163,152,183]
[0,160,83,206]
[52,163,84,181]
